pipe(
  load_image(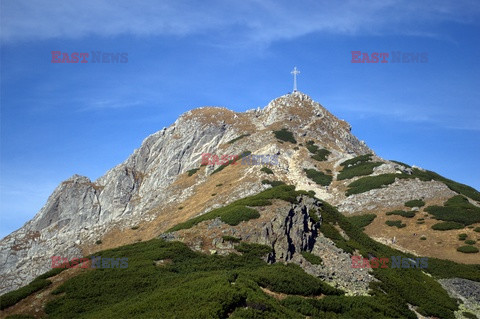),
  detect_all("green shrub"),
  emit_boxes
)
[405,199,425,208]
[431,222,464,231]
[227,133,250,144]
[417,221,425,224]
[42,239,345,319]
[346,174,408,196]
[420,236,427,240]
[187,168,200,176]
[346,214,376,231]
[474,227,480,232]
[305,141,330,161]
[260,167,274,175]
[457,246,479,253]
[235,242,272,257]
[308,209,321,224]
[340,154,373,167]
[211,193,216,196]
[311,149,331,162]
[304,169,332,186]
[0,278,52,310]
[465,240,476,245]
[216,183,223,187]
[385,220,406,228]
[36,267,66,280]
[273,128,297,144]
[424,195,480,226]
[337,162,382,180]
[386,210,415,218]
[319,222,355,254]
[131,226,139,230]
[5,315,36,319]
[95,240,102,245]
[222,236,241,243]
[458,233,468,241]
[301,252,323,265]
[250,263,342,296]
